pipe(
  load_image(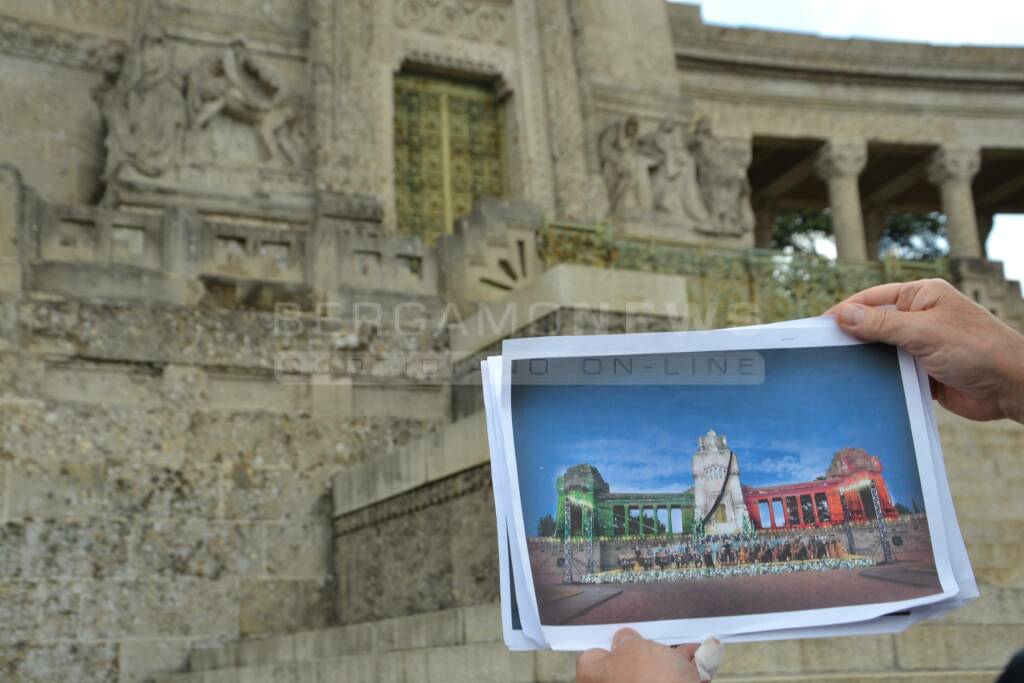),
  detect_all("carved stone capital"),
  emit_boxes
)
[927,146,980,185]
[815,140,867,181]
